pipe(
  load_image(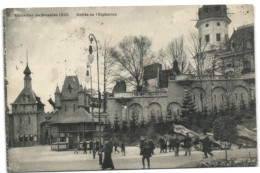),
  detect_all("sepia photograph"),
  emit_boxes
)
[3,3,257,172]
